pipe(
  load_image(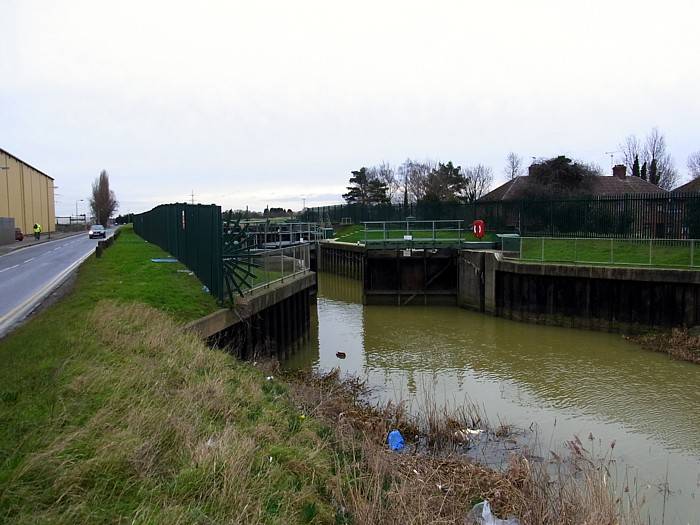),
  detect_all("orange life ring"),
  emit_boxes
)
[472,220,485,239]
